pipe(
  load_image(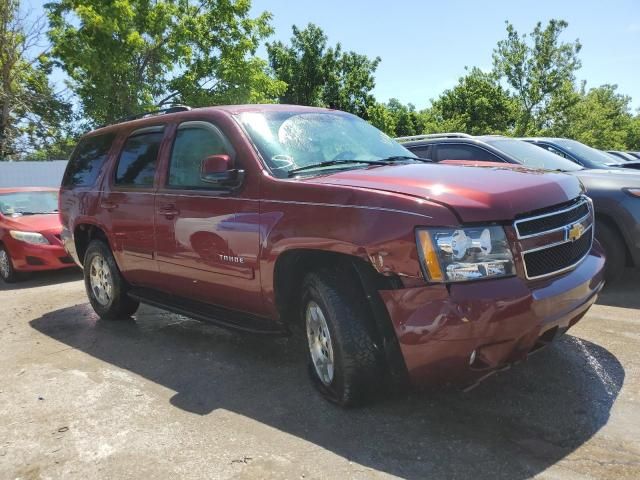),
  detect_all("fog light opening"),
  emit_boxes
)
[469,349,477,366]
